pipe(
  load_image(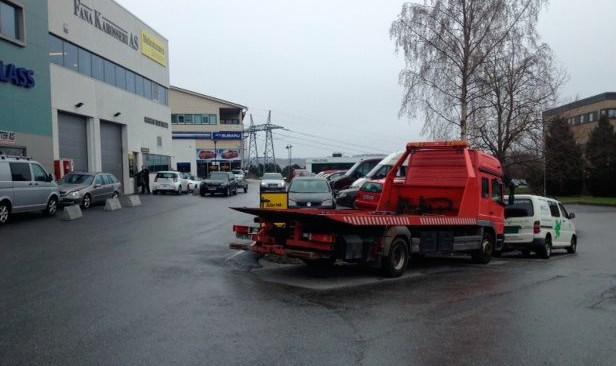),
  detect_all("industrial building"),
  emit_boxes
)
[170,86,246,178]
